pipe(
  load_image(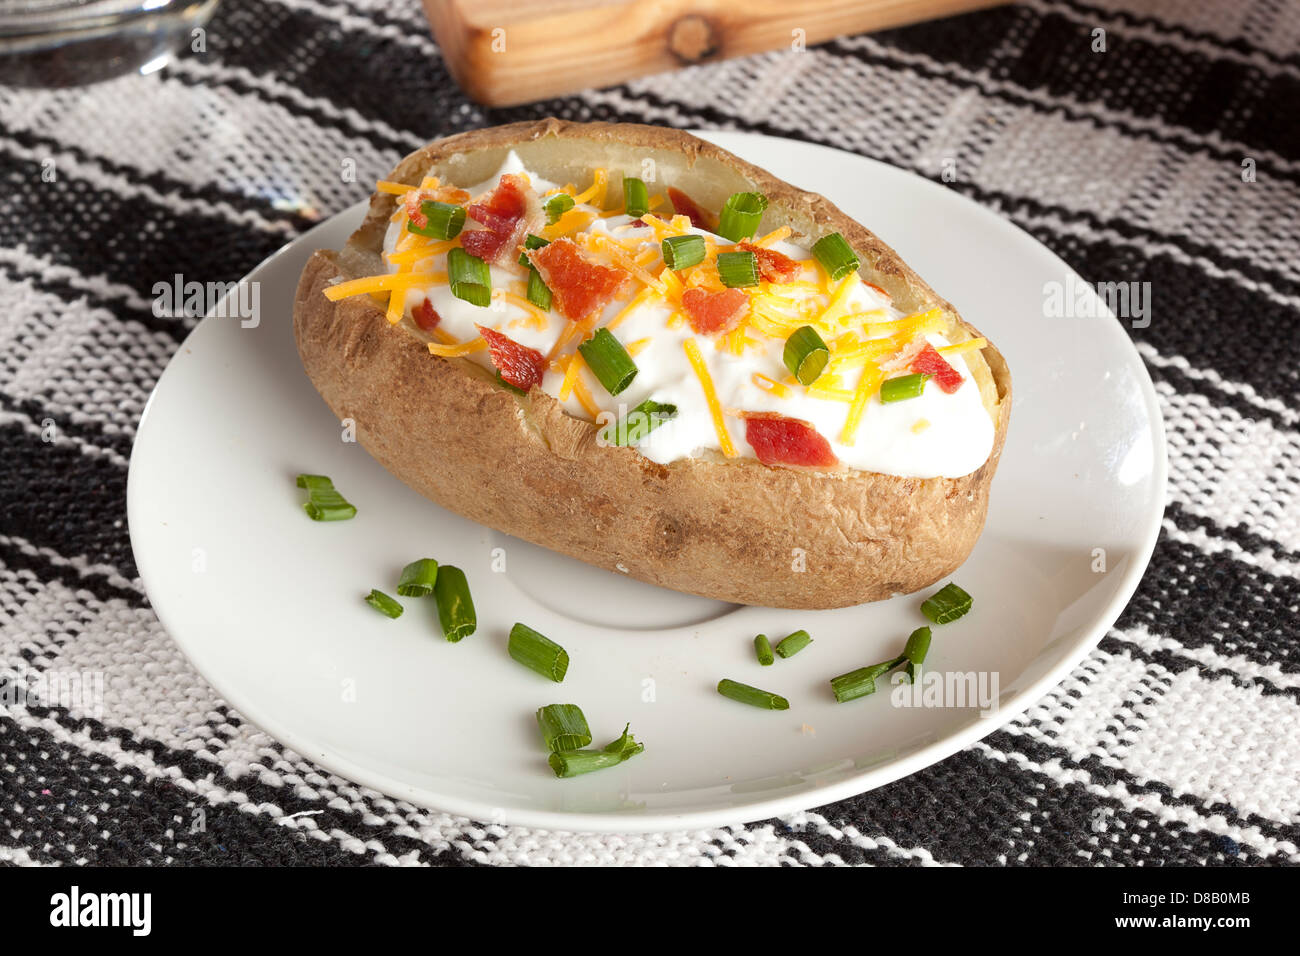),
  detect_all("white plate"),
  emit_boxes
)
[128,131,1166,832]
